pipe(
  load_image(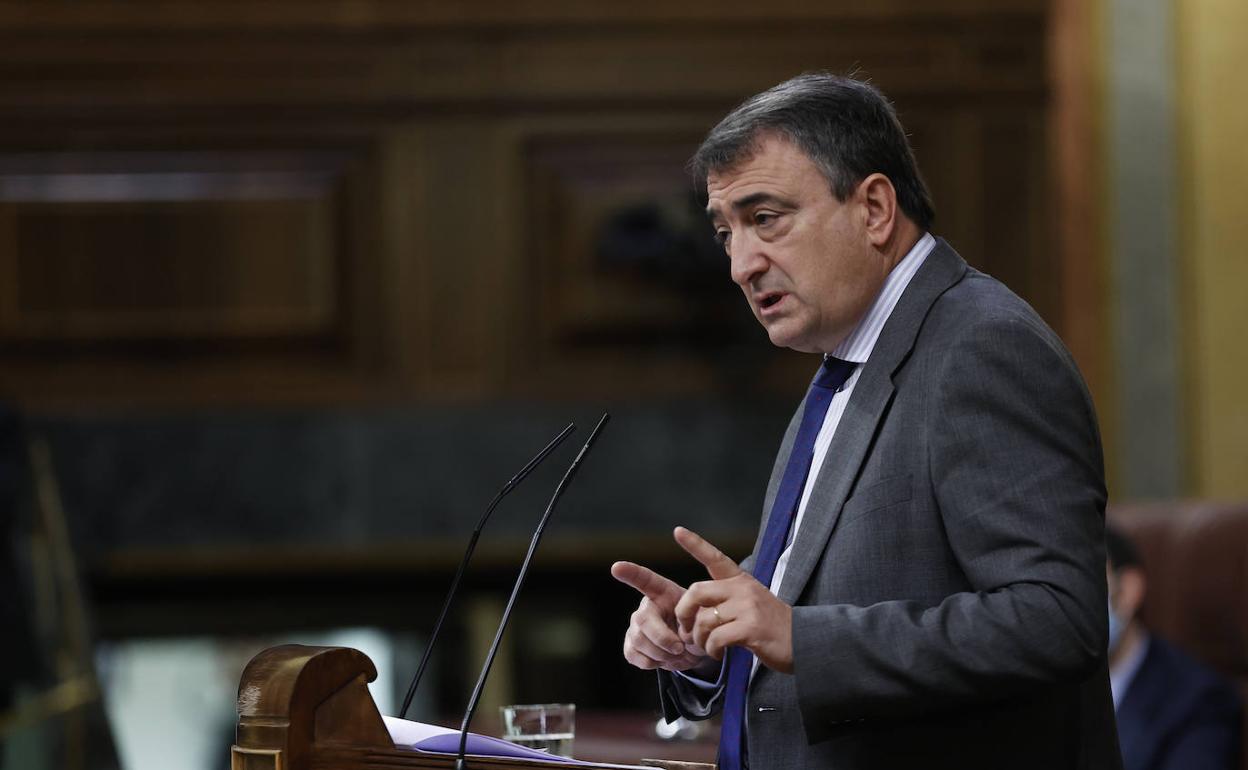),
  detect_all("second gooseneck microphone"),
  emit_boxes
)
[454,413,610,769]
[397,422,577,720]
